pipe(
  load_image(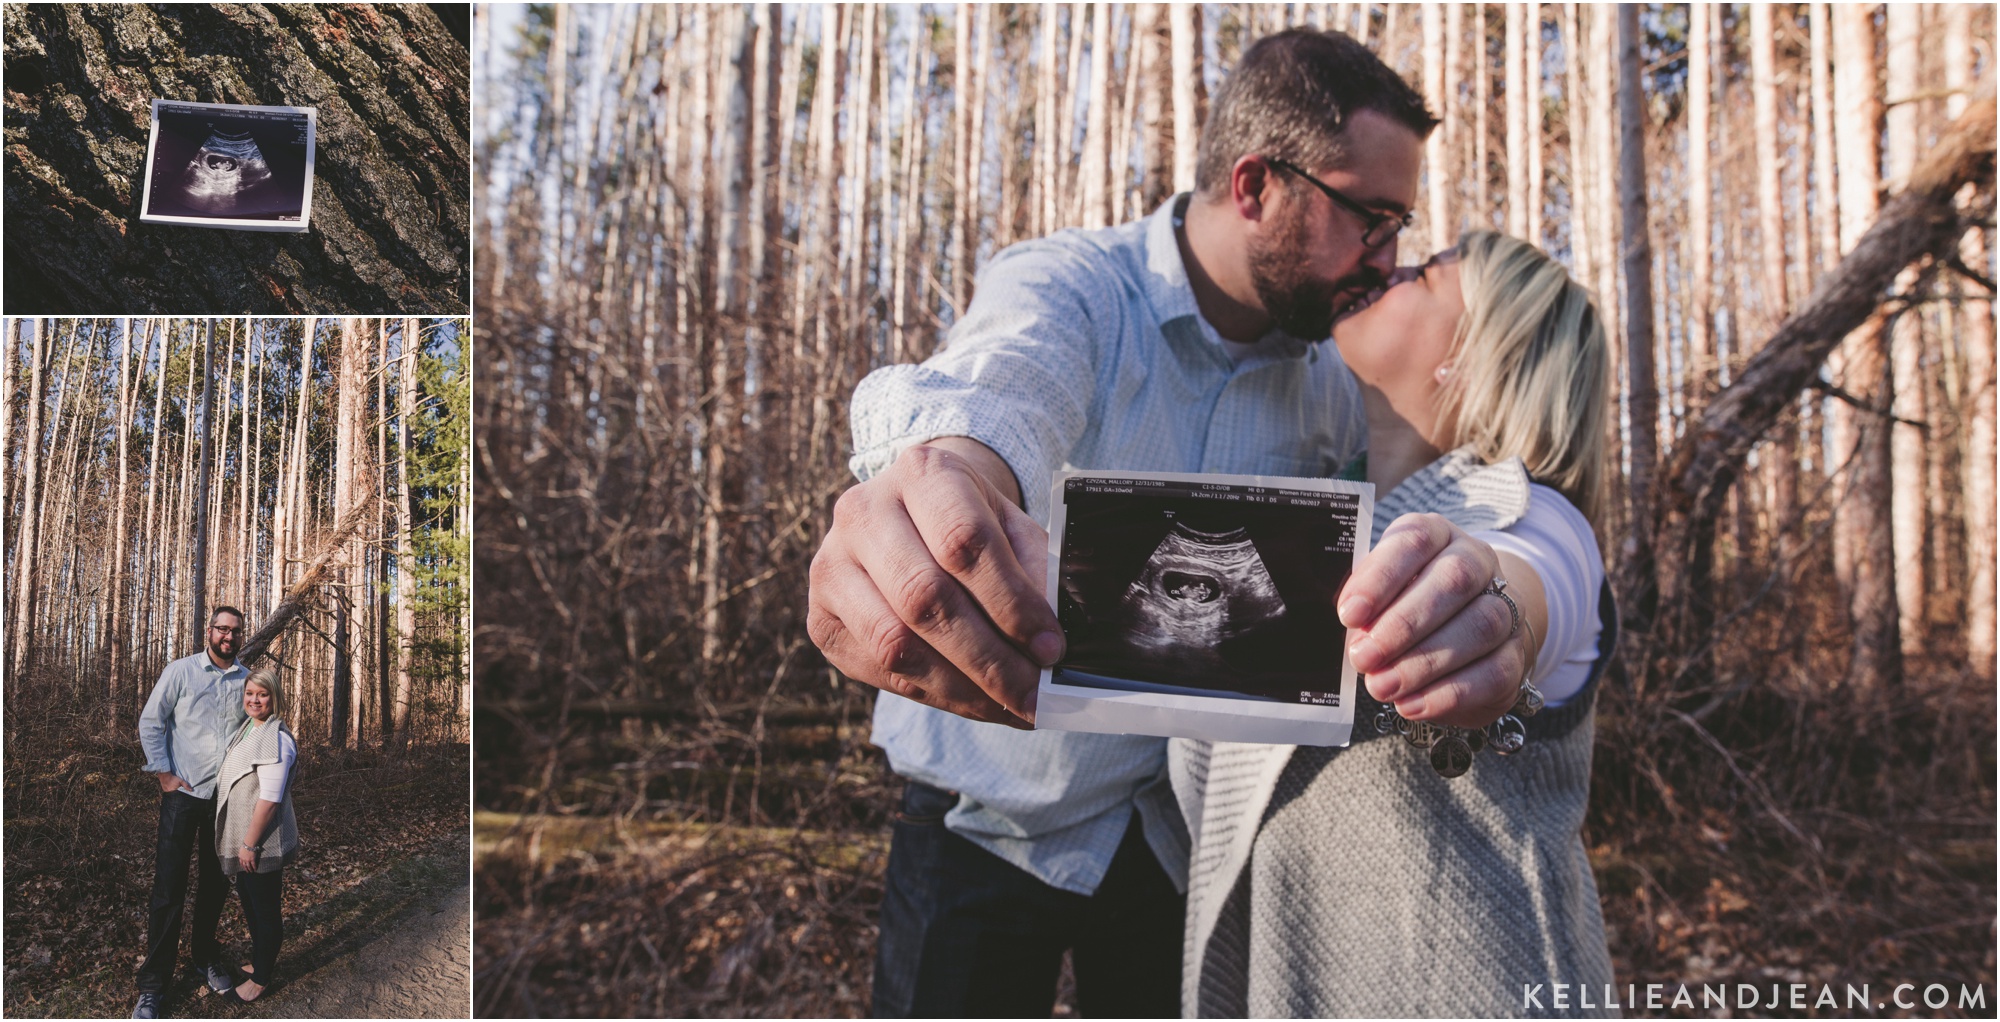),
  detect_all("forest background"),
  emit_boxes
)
[473,3,1996,1016]
[2,316,473,1016]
